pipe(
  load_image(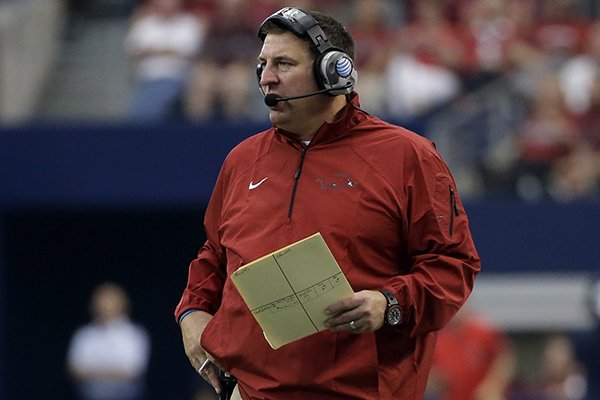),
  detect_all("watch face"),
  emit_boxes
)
[388,305,402,325]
